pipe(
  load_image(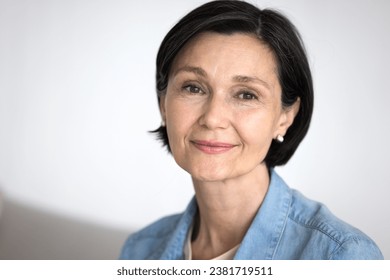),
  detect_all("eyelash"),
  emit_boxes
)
[181,83,259,101]
[182,84,205,94]
[236,91,258,100]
